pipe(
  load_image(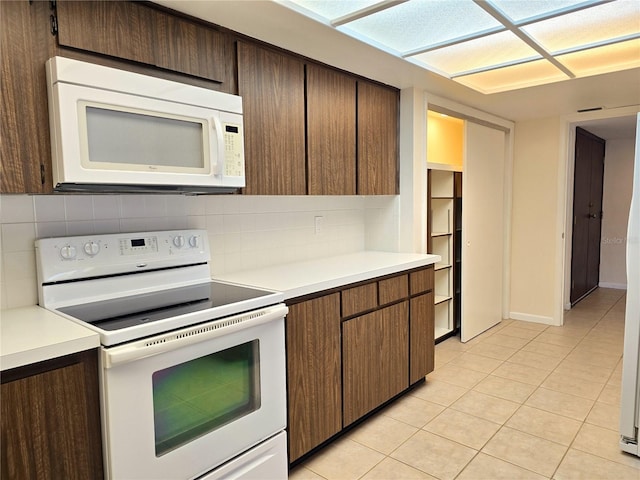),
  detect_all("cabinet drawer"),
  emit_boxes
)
[378,275,408,306]
[342,282,377,317]
[410,267,434,295]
